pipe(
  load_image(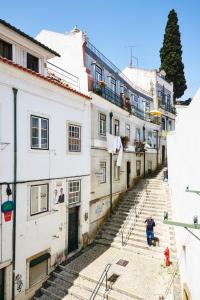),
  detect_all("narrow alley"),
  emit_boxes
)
[34,170,181,300]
